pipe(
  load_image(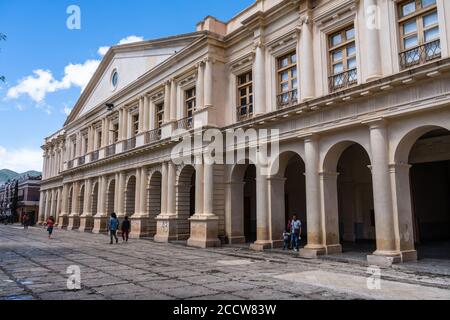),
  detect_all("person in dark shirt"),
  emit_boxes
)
[121,216,131,242]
